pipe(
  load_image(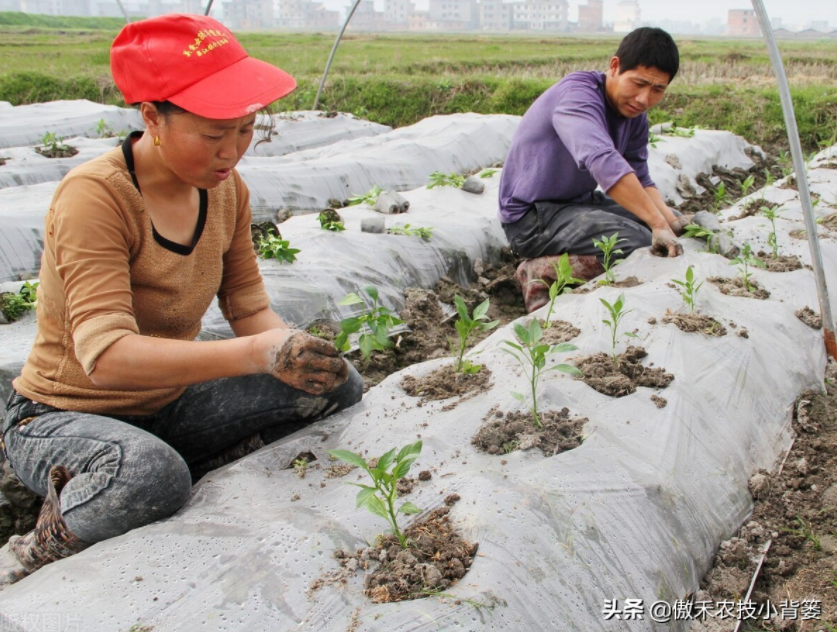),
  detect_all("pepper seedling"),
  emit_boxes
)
[335,285,403,360]
[683,223,718,254]
[317,212,345,232]
[759,205,781,258]
[427,171,465,189]
[328,441,423,548]
[450,295,499,374]
[502,319,581,429]
[0,281,38,322]
[600,293,638,366]
[740,174,756,198]
[671,266,703,314]
[348,185,384,206]
[538,254,584,327]
[257,233,300,263]
[387,224,434,241]
[593,233,625,286]
[712,182,731,212]
[729,243,766,292]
